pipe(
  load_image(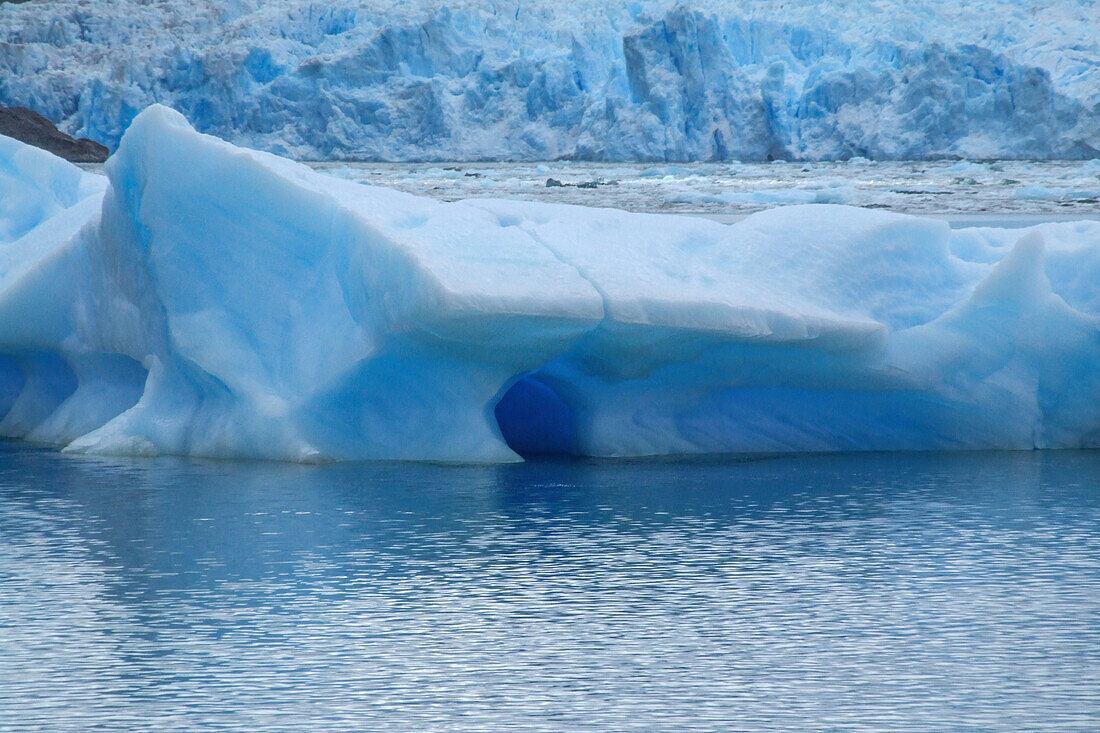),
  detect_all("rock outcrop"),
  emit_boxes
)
[0,105,109,163]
